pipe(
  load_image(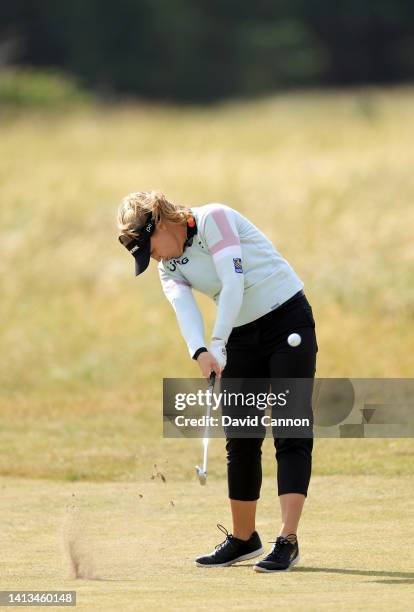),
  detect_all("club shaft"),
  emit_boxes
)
[201,372,216,474]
